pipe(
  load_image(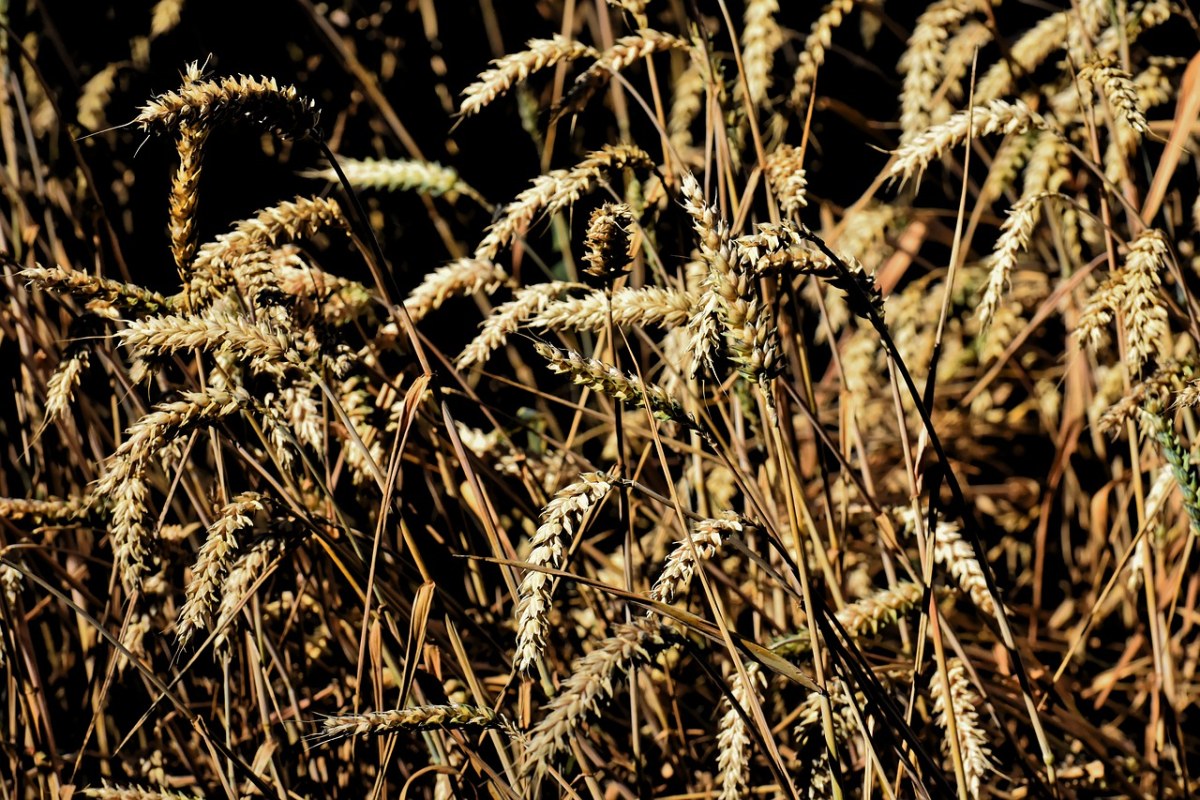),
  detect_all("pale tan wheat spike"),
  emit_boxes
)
[136,71,321,140]
[1079,59,1150,135]
[533,342,700,433]
[1075,274,1125,351]
[0,496,85,522]
[888,100,1053,185]
[898,508,995,617]
[898,0,985,143]
[681,172,780,385]
[717,661,764,800]
[458,35,598,118]
[523,617,675,775]
[931,658,995,799]
[149,0,185,38]
[650,512,746,604]
[790,0,856,112]
[177,492,268,647]
[771,581,926,658]
[455,281,581,369]
[556,31,692,119]
[21,266,170,315]
[44,348,90,427]
[77,63,119,133]
[213,536,284,647]
[530,286,693,332]
[669,60,705,166]
[975,11,1070,103]
[513,472,617,672]
[474,144,653,262]
[740,0,782,109]
[81,784,201,800]
[303,157,488,207]
[170,123,209,276]
[582,202,635,280]
[273,254,374,326]
[764,144,808,218]
[92,387,252,586]
[190,195,350,287]
[404,258,511,323]
[321,704,505,741]
[977,192,1051,333]
[1121,229,1170,374]
[119,308,299,374]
